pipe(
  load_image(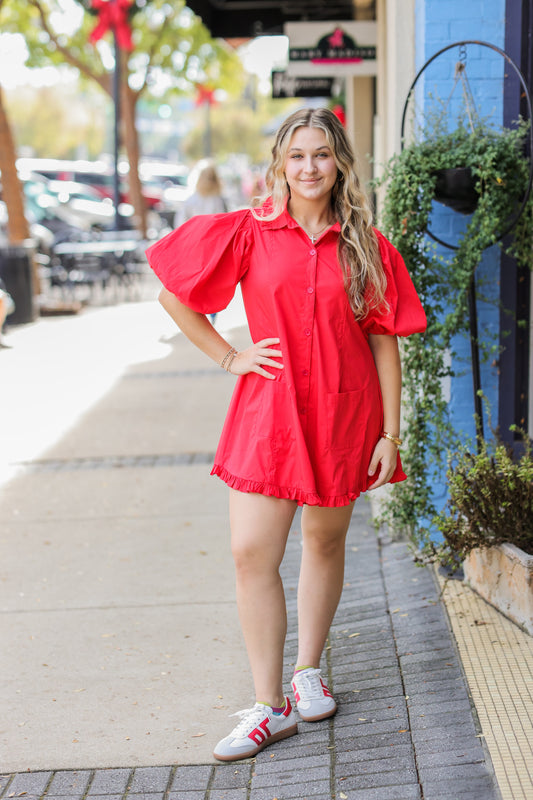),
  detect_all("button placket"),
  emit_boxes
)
[299,246,317,429]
